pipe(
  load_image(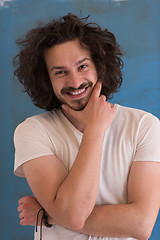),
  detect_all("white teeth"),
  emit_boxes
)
[69,88,85,95]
